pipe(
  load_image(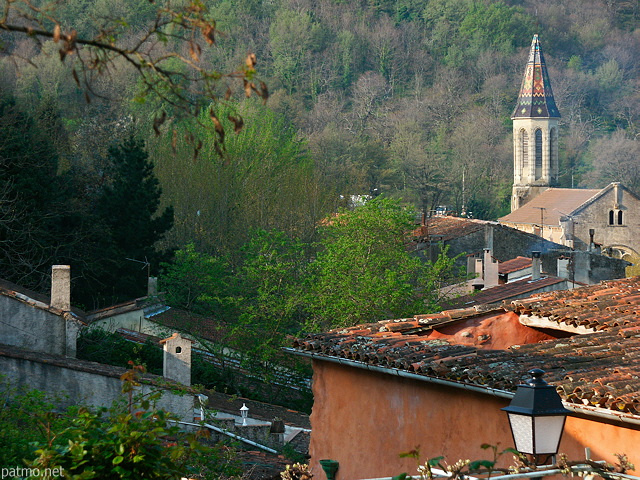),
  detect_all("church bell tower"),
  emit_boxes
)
[511,35,561,211]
